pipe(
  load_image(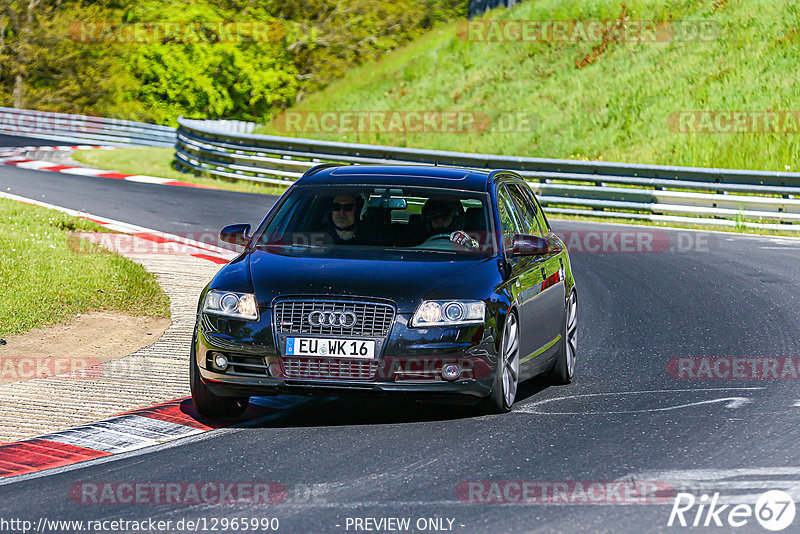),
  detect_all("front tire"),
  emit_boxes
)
[479,310,520,414]
[190,336,249,418]
[549,290,577,384]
